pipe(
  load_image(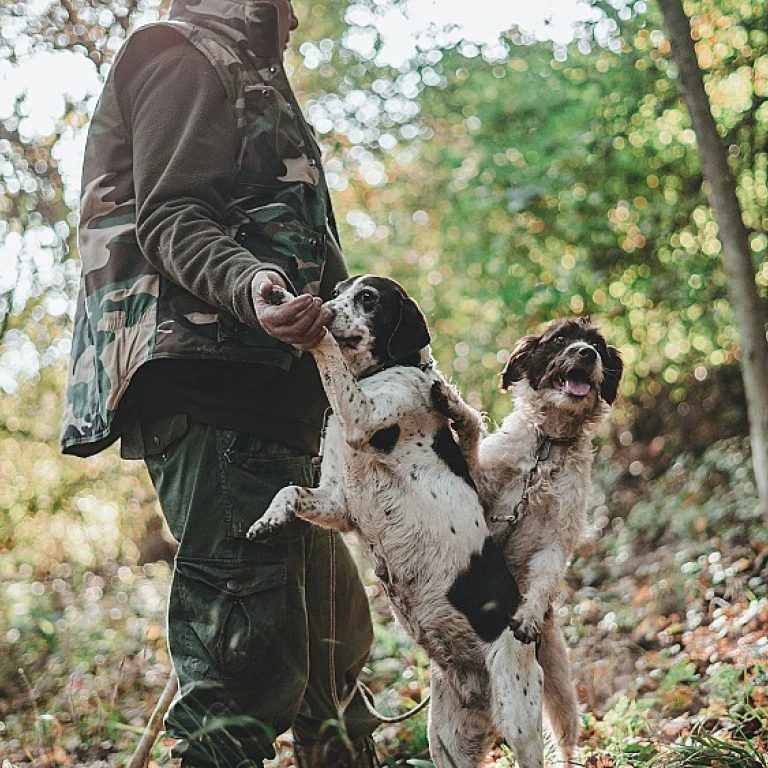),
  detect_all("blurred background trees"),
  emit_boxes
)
[658,0,768,507]
[1,0,767,763]
[0,0,766,559]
